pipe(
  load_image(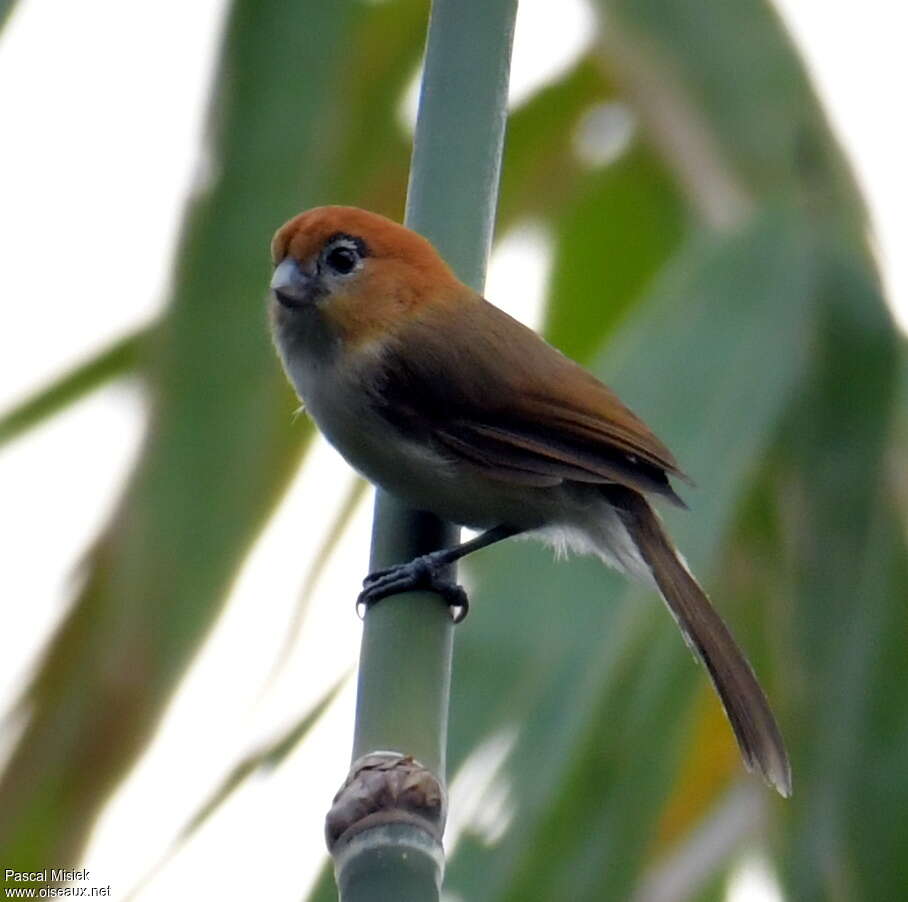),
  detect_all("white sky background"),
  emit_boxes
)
[0,1,904,899]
